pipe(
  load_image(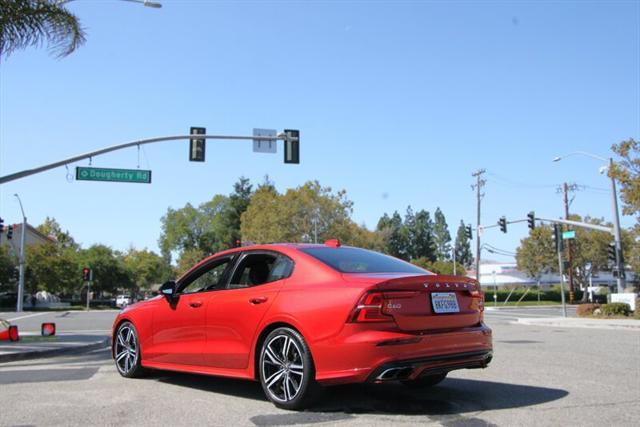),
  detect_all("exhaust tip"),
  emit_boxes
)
[376,366,414,381]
